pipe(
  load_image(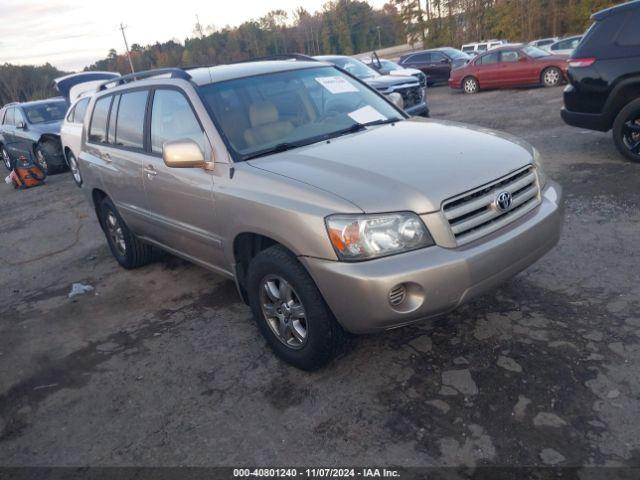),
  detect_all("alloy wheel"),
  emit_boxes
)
[259,274,308,350]
[68,153,82,184]
[622,116,640,156]
[464,78,478,94]
[544,68,561,87]
[105,211,126,256]
[35,149,48,173]
[2,148,10,170]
